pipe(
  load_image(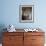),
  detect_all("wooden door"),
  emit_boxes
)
[32,35,45,46]
[24,33,32,46]
[24,32,45,46]
[2,32,23,46]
